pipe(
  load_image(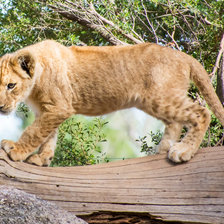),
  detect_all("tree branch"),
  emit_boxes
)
[210,33,224,80]
[140,0,159,44]
[216,50,224,105]
[55,5,126,45]
[36,0,136,45]
[89,3,143,44]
